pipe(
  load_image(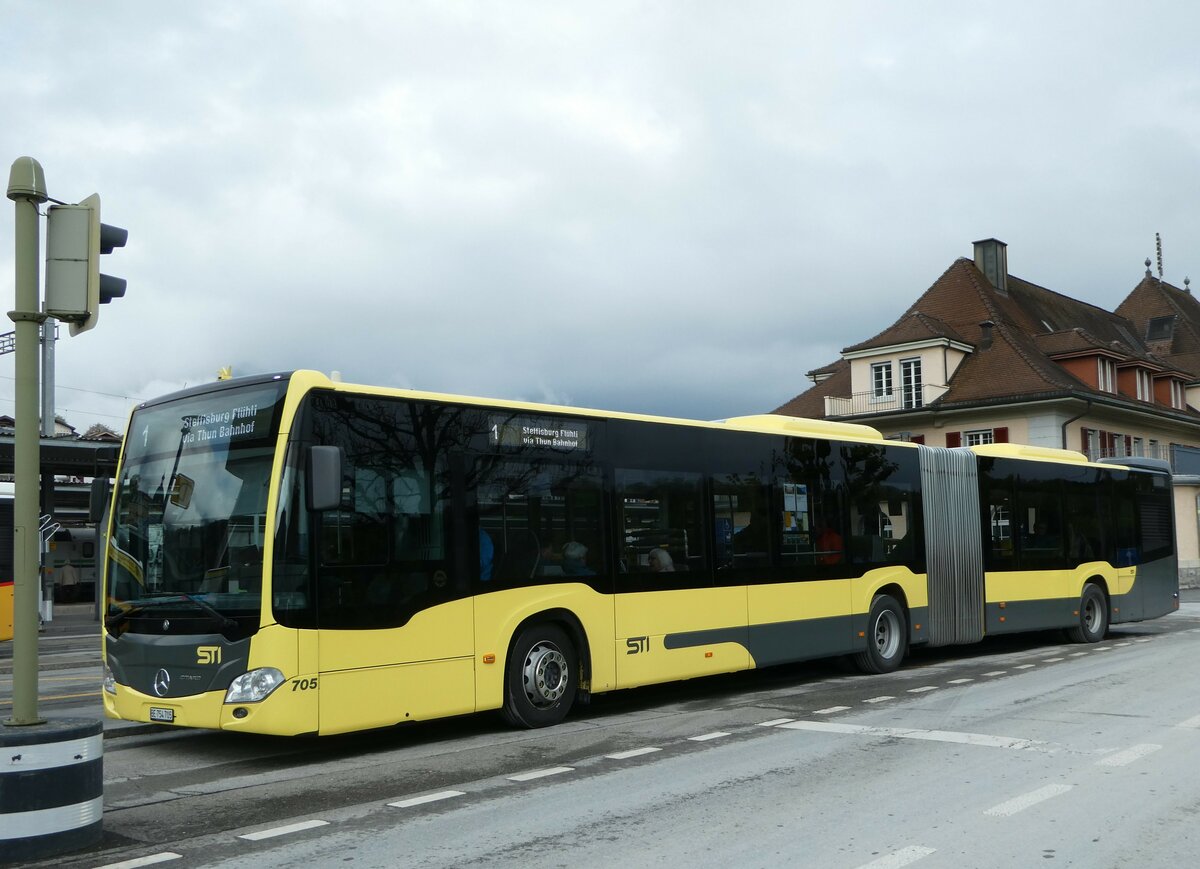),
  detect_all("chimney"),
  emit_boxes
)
[978,320,995,350]
[973,238,1008,295]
